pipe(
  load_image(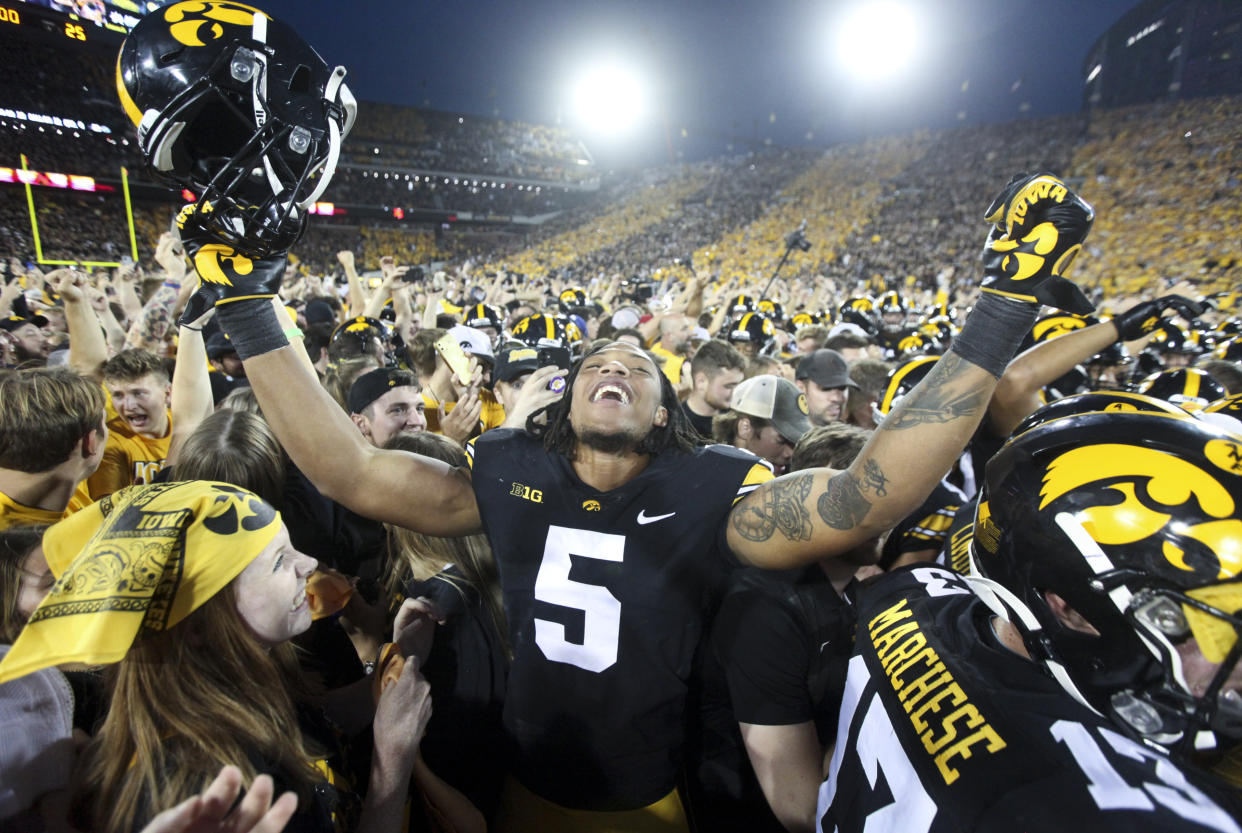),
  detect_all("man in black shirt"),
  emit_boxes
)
[681,340,746,440]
